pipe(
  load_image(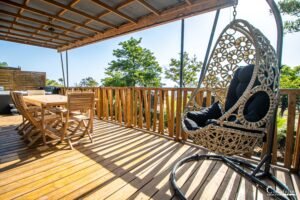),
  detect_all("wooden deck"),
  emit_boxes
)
[0,115,299,200]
